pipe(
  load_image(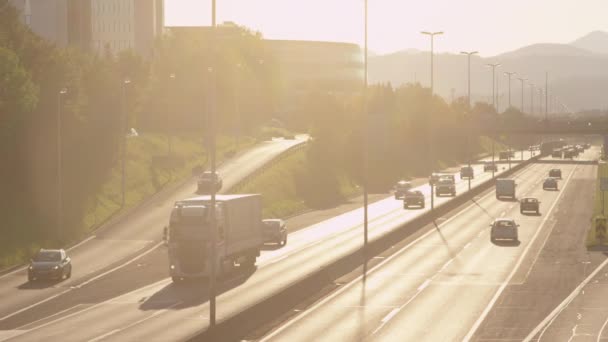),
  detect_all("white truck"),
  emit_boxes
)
[167,194,263,282]
[496,178,516,200]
